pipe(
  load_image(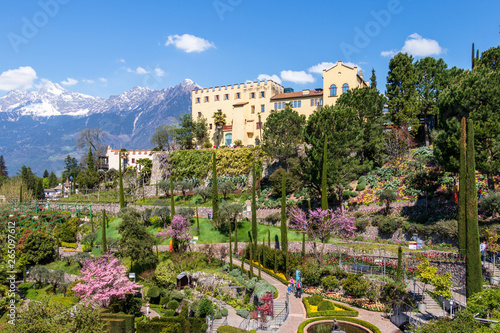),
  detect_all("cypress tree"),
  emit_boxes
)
[472,42,475,69]
[252,162,257,248]
[234,218,238,253]
[212,151,219,223]
[465,119,483,297]
[19,184,23,203]
[258,241,262,279]
[229,233,233,270]
[241,248,246,275]
[321,135,328,210]
[249,245,254,278]
[196,206,200,236]
[170,176,175,217]
[268,229,271,248]
[396,246,403,284]
[274,248,278,273]
[102,210,107,253]
[280,169,288,277]
[118,151,126,208]
[458,118,467,253]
